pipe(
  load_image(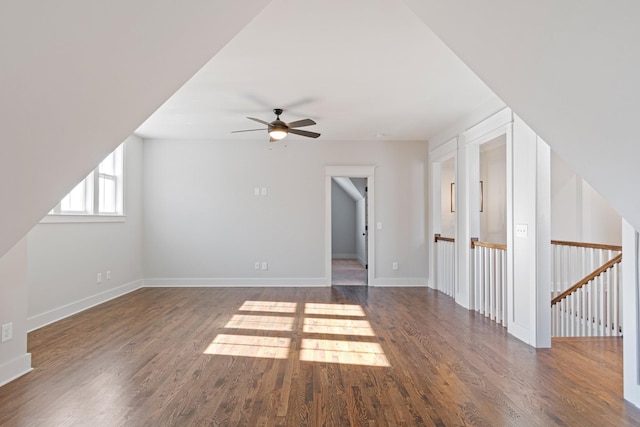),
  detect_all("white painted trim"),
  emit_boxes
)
[430,137,457,160]
[27,279,143,331]
[622,220,640,407]
[325,165,376,287]
[463,108,512,144]
[325,165,375,177]
[332,253,358,259]
[144,278,328,287]
[40,214,126,224]
[429,137,458,293]
[0,353,32,388]
[371,278,428,287]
